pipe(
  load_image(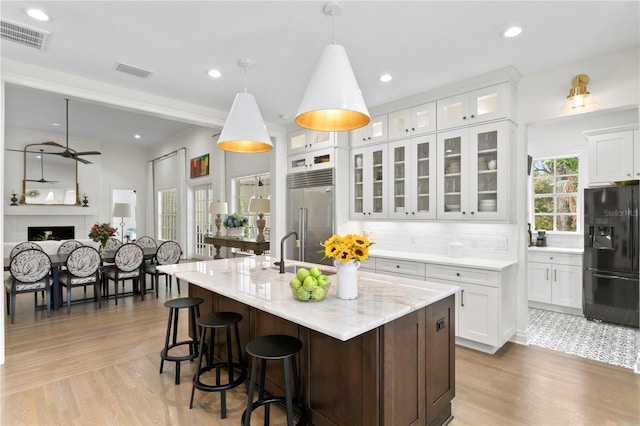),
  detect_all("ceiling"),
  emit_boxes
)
[1,1,638,147]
